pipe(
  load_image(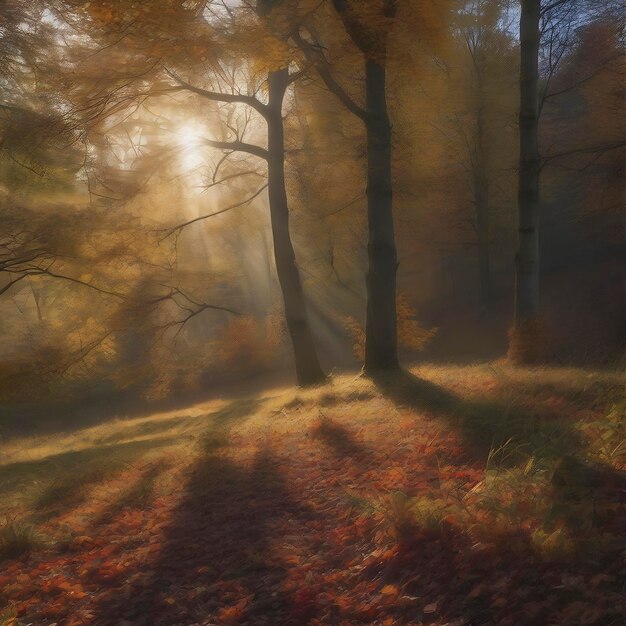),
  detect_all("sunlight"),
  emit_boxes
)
[1,0,623,623]
[176,122,205,172]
